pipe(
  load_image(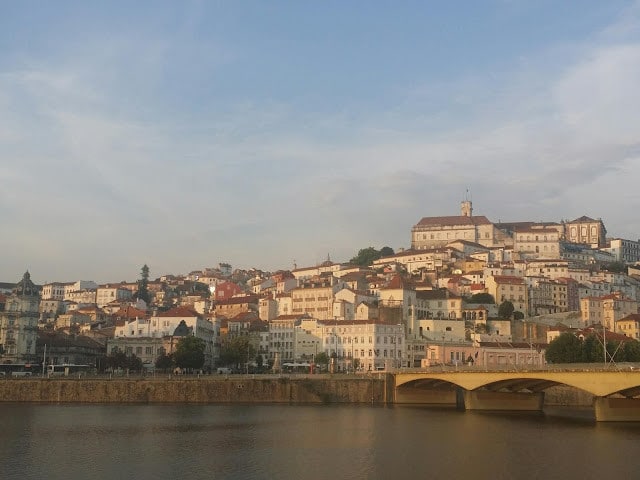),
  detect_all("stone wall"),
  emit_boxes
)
[0,375,389,405]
